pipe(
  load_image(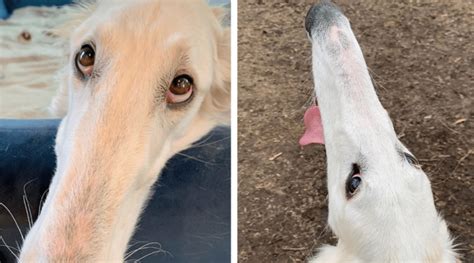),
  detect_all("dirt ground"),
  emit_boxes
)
[238,0,473,262]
